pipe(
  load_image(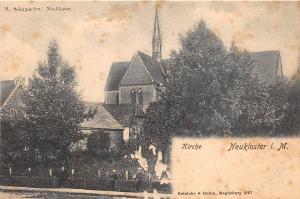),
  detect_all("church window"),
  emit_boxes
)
[131,89,136,104]
[137,88,143,106]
